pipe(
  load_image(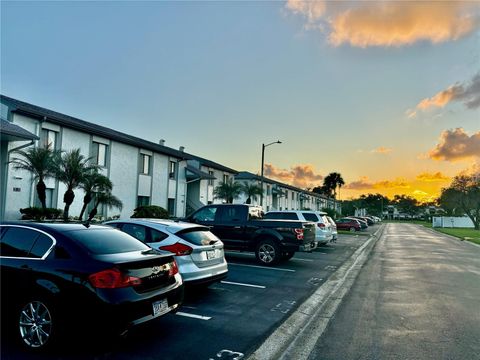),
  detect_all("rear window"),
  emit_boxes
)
[68,228,150,255]
[175,228,219,246]
[264,212,299,220]
[302,213,319,222]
